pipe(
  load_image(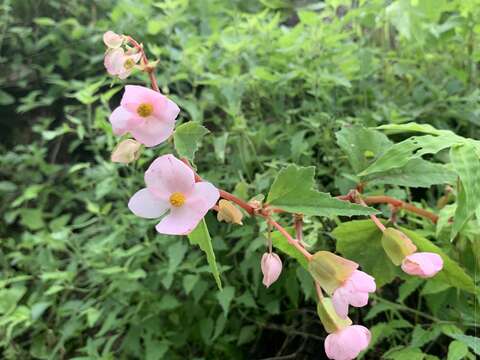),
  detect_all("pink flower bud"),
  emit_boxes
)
[401,252,443,278]
[261,252,282,288]
[103,31,124,48]
[325,325,371,360]
[104,48,141,80]
[111,139,142,164]
[332,270,376,319]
